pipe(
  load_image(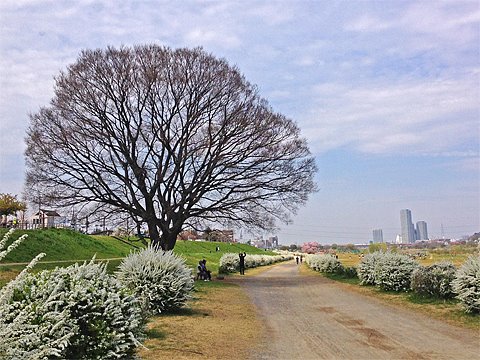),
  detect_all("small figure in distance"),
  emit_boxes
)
[201,259,212,281]
[300,255,303,263]
[239,252,246,275]
[296,256,299,265]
